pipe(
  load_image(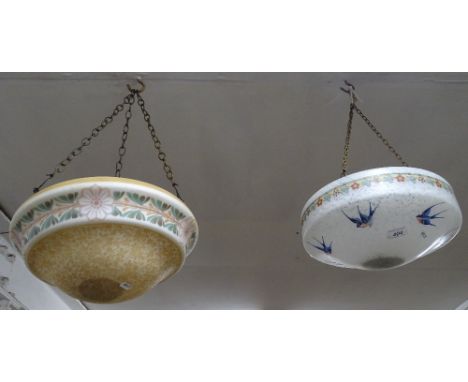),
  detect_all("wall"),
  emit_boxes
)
[0,210,84,309]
